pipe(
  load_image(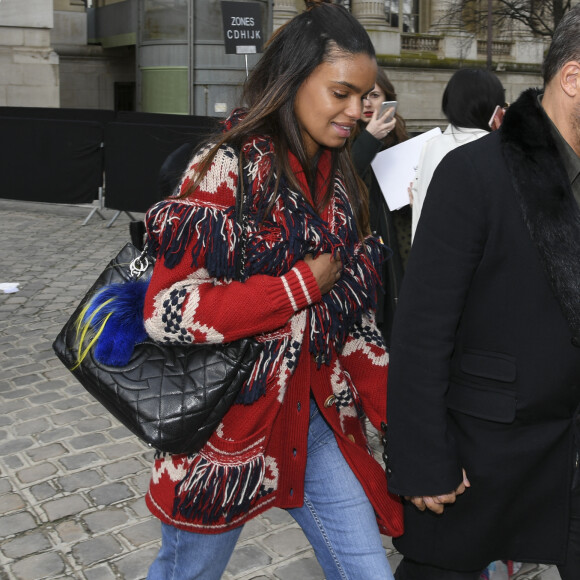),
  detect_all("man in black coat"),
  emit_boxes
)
[386,6,580,579]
